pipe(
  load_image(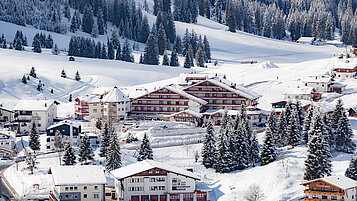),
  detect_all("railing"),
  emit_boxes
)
[304,190,344,196]
[135,97,188,101]
[132,103,189,107]
[304,198,343,201]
